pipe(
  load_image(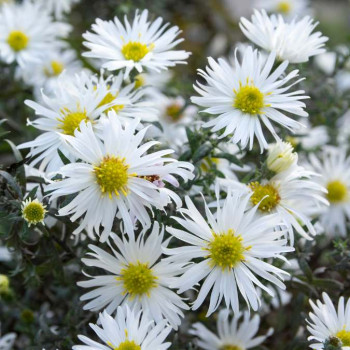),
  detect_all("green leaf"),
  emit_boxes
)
[57,149,71,165]
[5,139,23,161]
[192,142,212,163]
[214,152,243,167]
[0,170,23,198]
